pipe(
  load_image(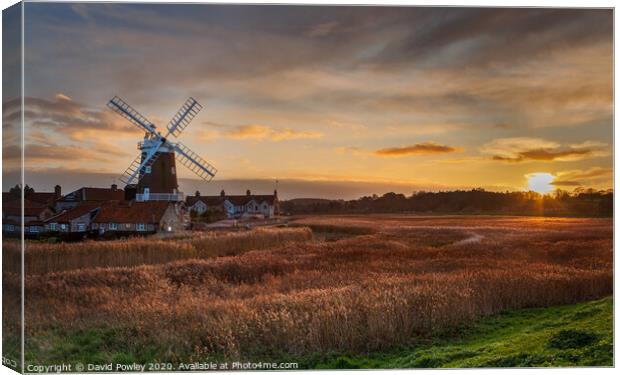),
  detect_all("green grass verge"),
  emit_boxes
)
[307,297,613,368]
[24,297,613,370]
